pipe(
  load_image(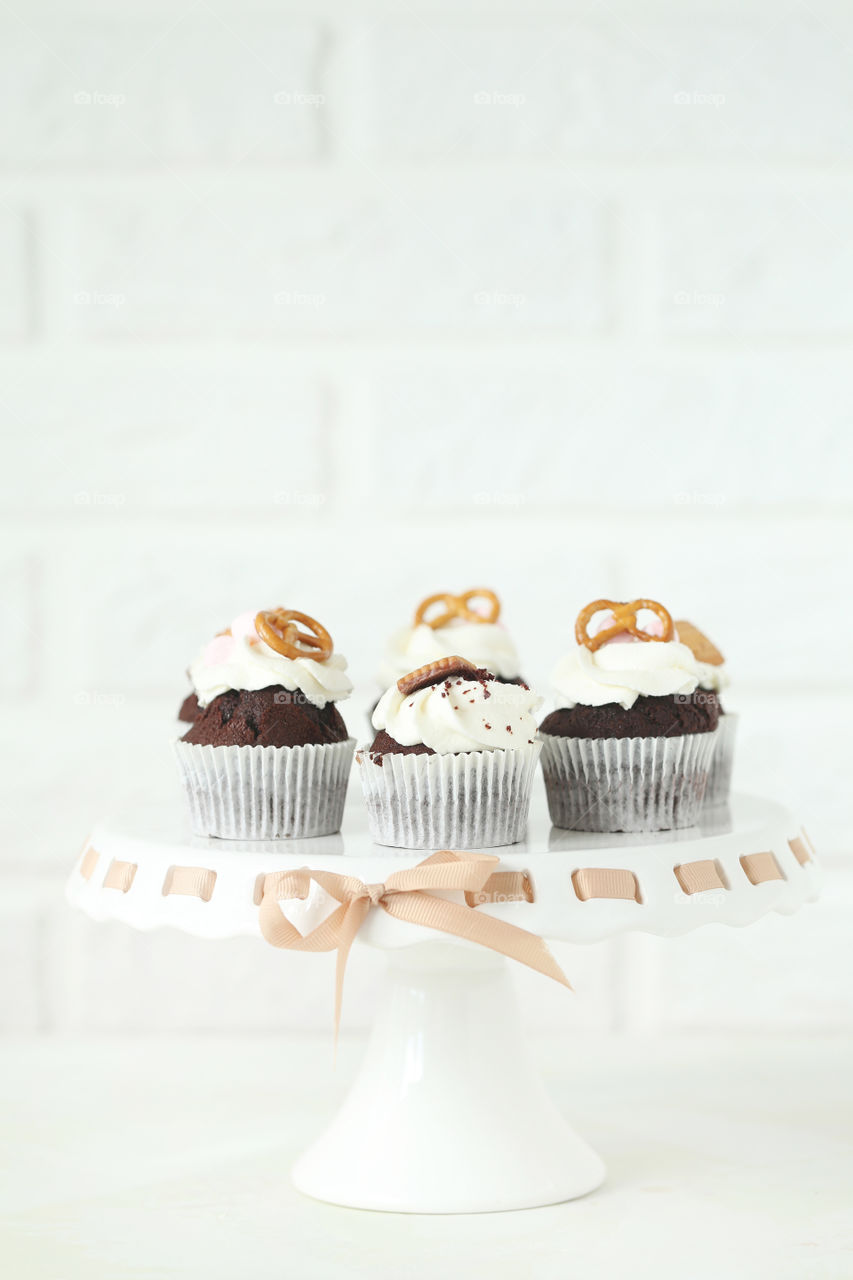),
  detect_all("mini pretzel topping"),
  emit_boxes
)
[397,655,479,697]
[575,598,674,651]
[413,588,501,630]
[254,608,333,662]
[675,620,725,666]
